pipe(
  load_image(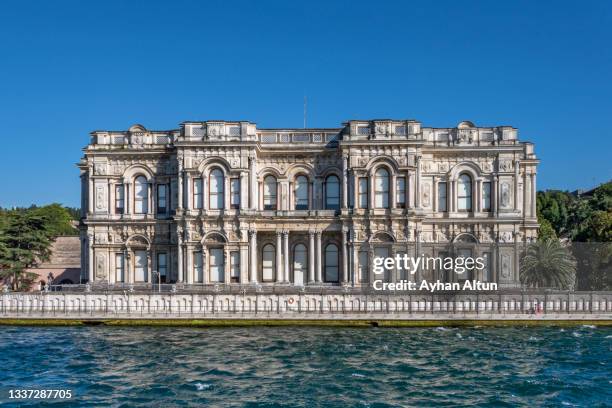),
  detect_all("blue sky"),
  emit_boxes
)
[0,0,610,208]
